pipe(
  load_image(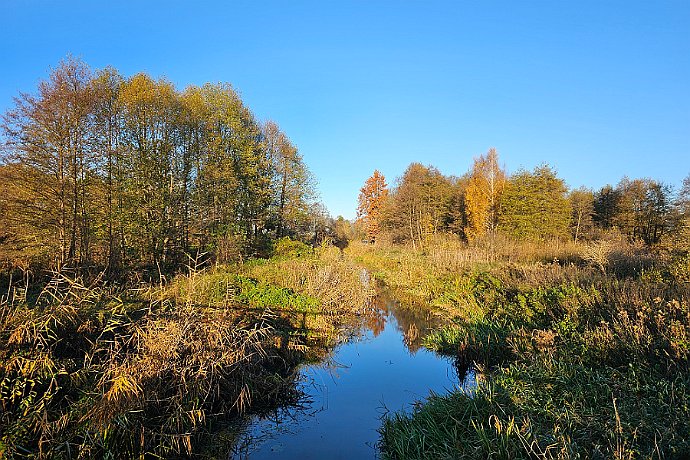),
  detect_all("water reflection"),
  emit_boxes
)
[229,290,475,460]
